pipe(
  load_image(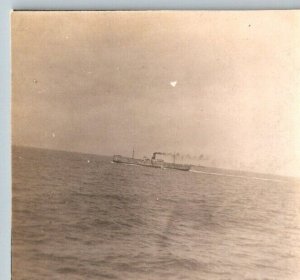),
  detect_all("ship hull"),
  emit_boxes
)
[112,155,191,171]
